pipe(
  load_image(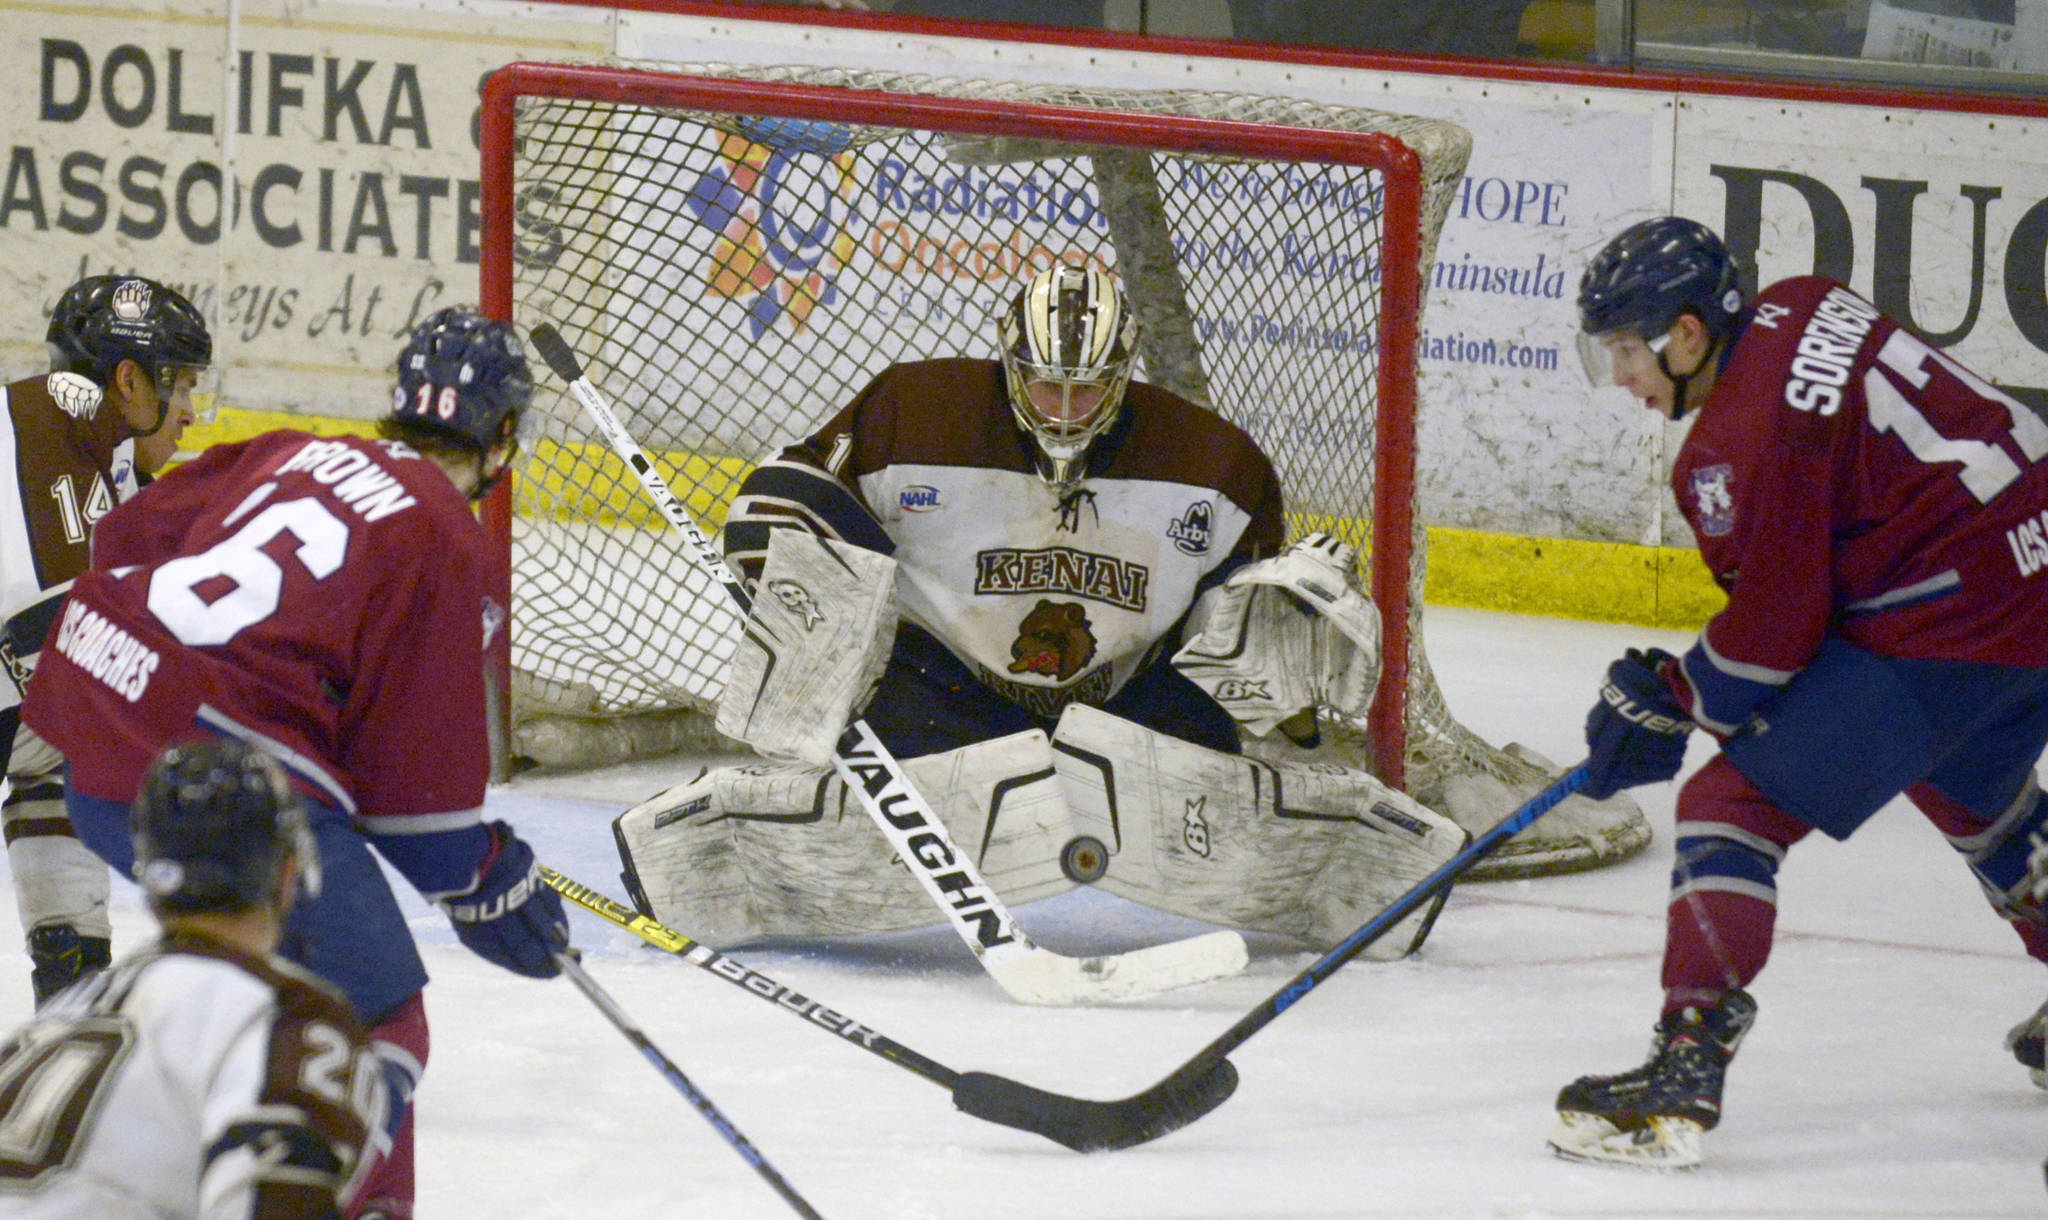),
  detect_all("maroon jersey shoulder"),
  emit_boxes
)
[28,431,496,813]
[1677,277,2048,670]
[822,359,1034,479]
